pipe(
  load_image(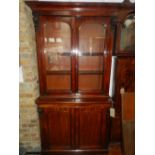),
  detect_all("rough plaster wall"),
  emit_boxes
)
[19,0,41,151]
